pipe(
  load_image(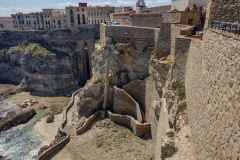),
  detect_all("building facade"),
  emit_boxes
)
[171,0,207,11]
[66,3,88,28]
[11,9,66,30]
[87,6,114,24]
[0,17,14,30]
